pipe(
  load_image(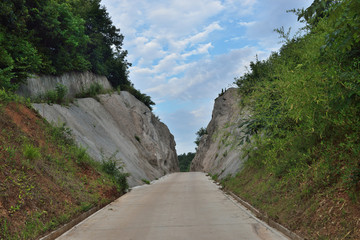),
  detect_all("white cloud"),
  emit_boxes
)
[145,47,258,100]
[238,21,256,27]
[101,0,313,154]
[182,43,213,58]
